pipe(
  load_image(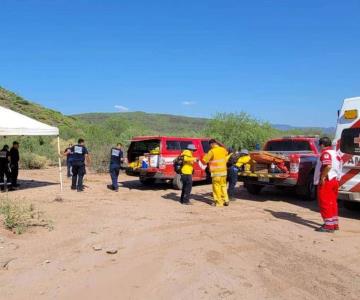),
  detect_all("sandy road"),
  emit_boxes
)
[0,168,360,300]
